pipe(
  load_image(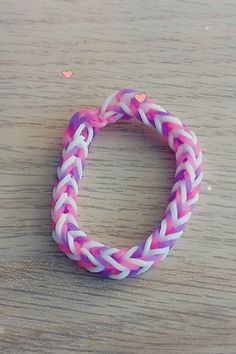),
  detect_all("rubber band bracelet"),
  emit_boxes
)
[51,89,203,279]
